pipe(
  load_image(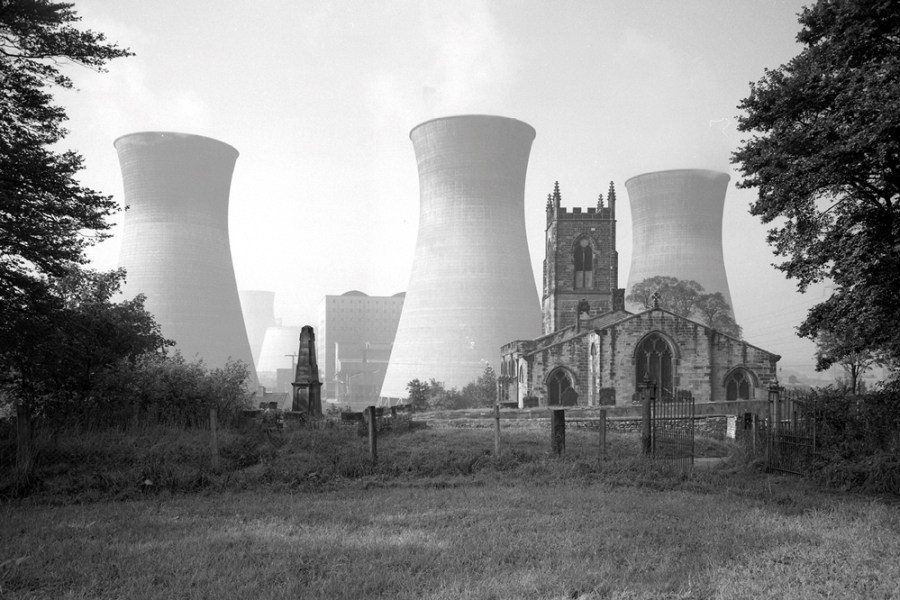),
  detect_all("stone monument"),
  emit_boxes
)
[291,325,322,415]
